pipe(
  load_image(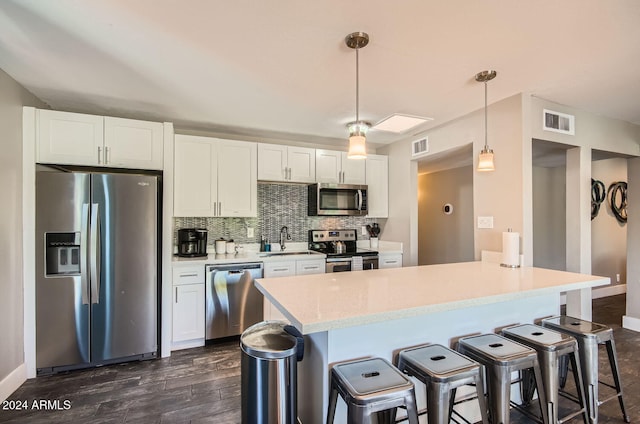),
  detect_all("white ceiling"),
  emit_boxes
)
[1,0,639,148]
